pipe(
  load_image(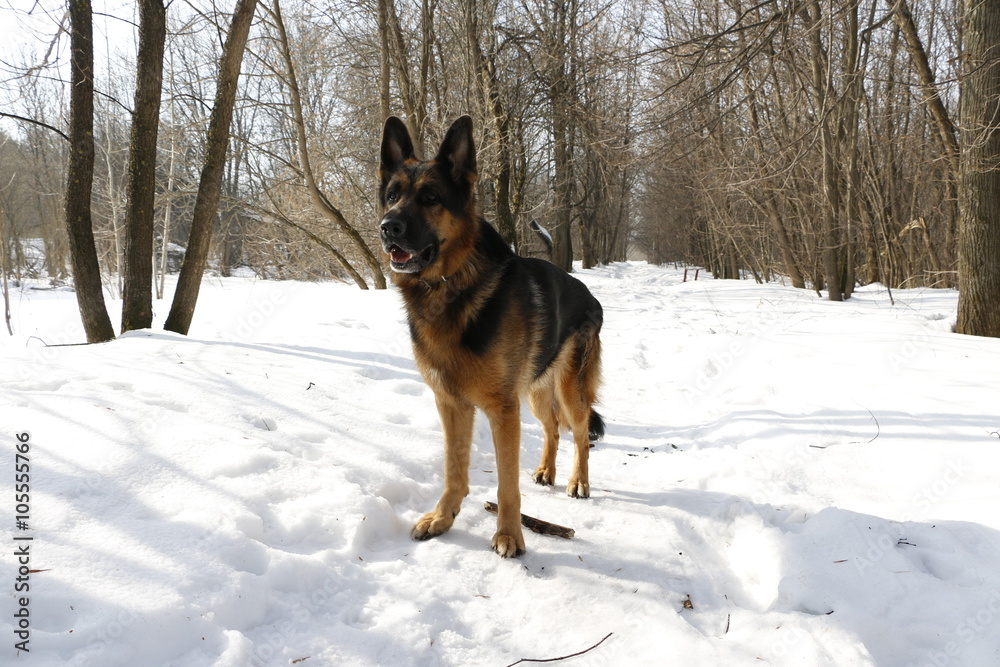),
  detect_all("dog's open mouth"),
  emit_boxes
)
[389,247,413,265]
[388,243,437,273]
